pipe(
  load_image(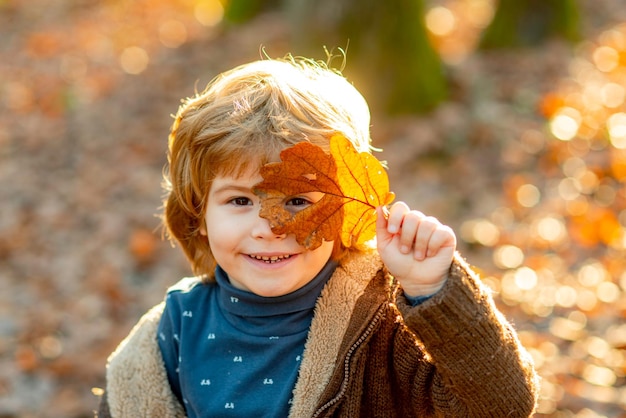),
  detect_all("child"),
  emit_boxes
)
[97,56,539,417]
